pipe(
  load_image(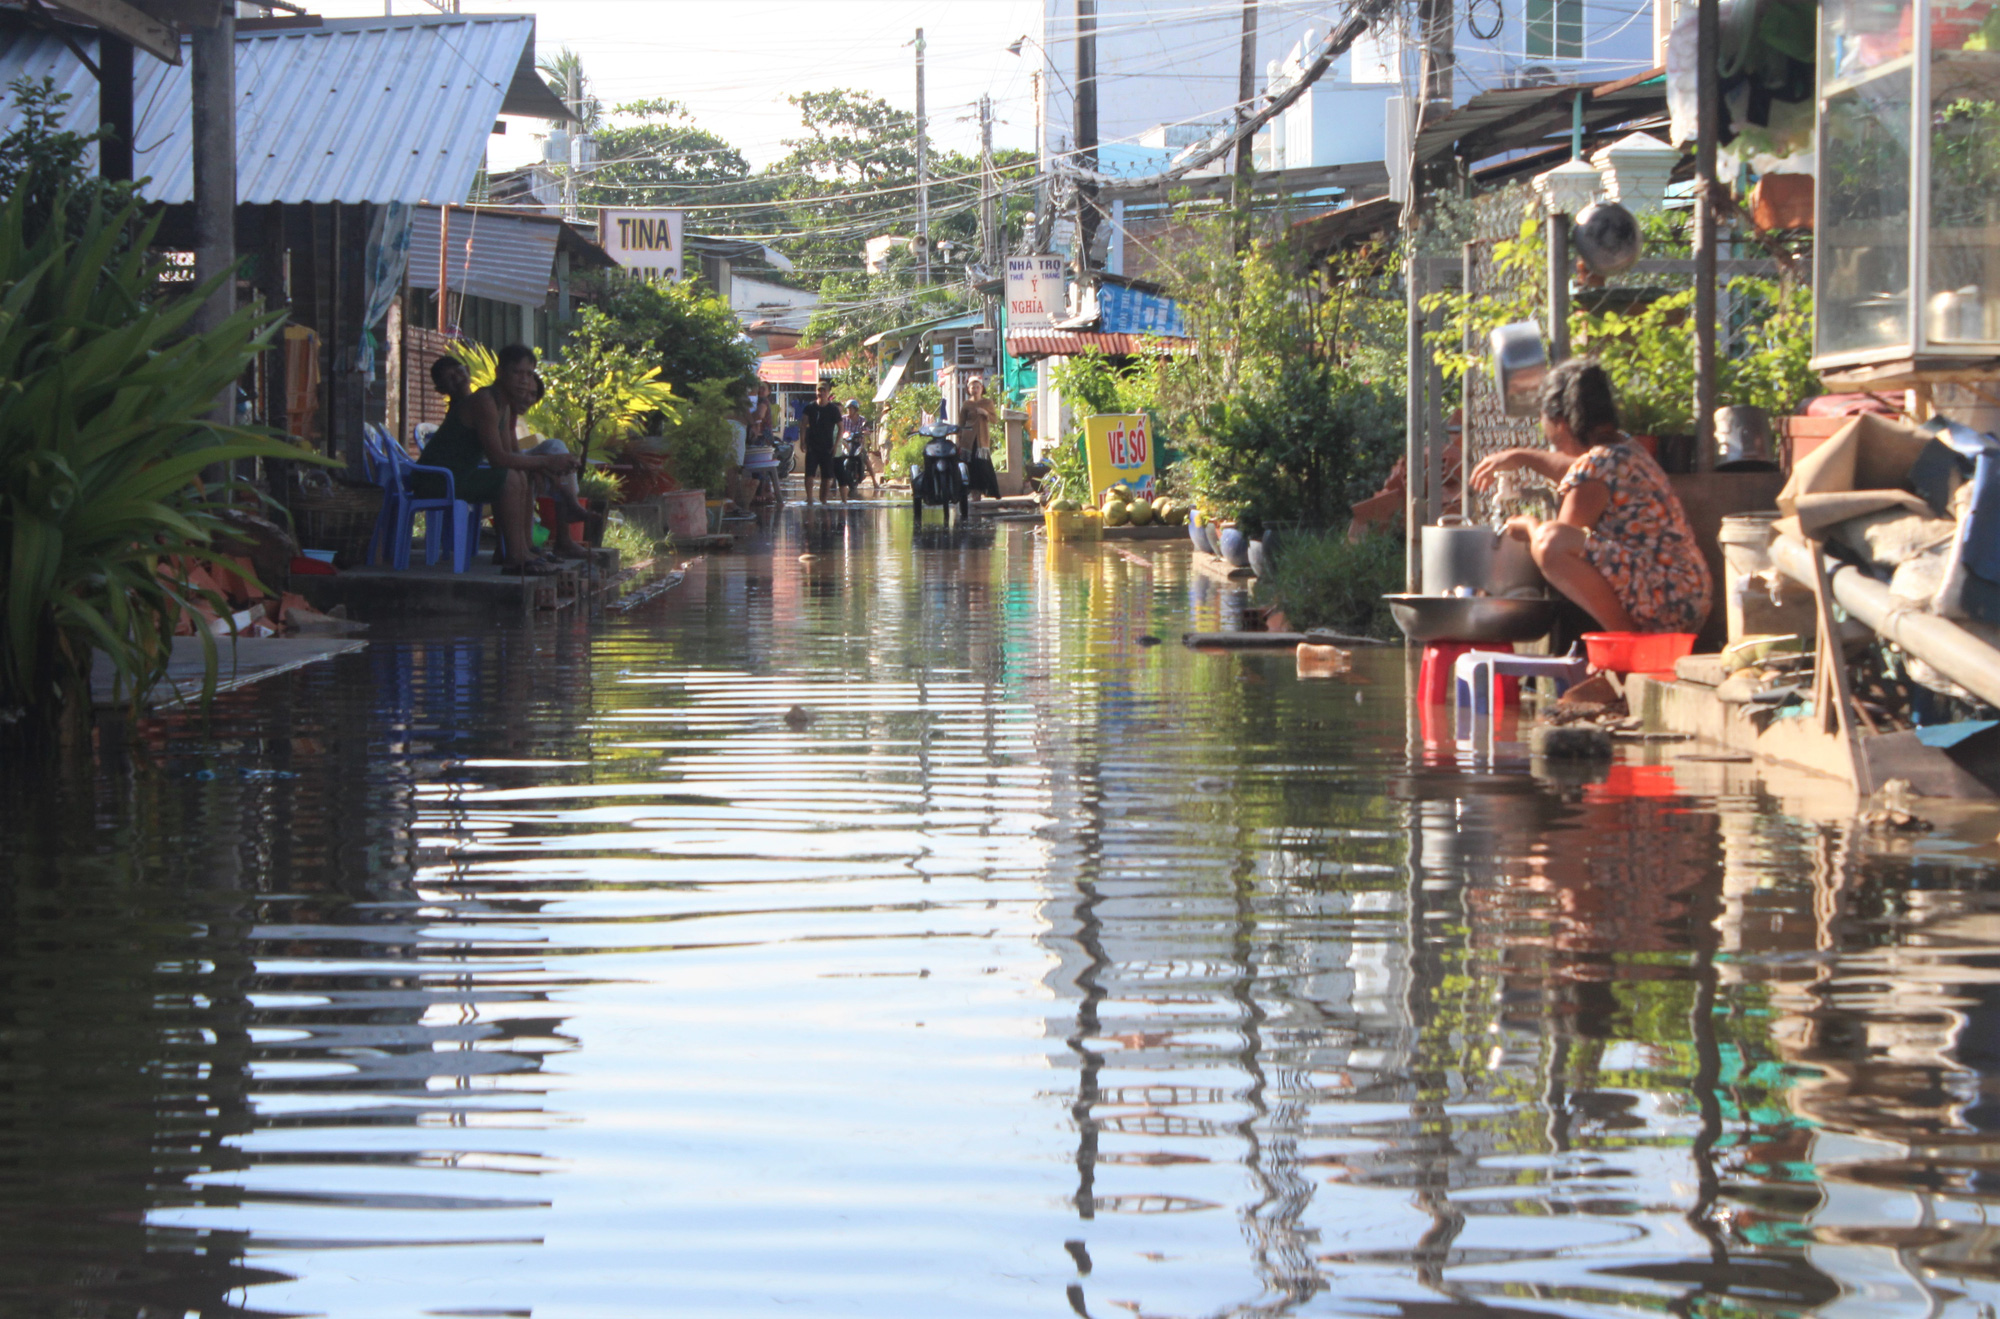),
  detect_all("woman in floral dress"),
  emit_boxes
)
[1469,358,1710,633]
